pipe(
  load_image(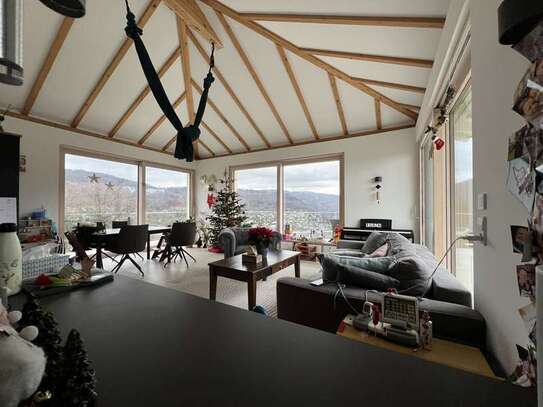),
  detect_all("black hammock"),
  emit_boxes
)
[124,0,214,162]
